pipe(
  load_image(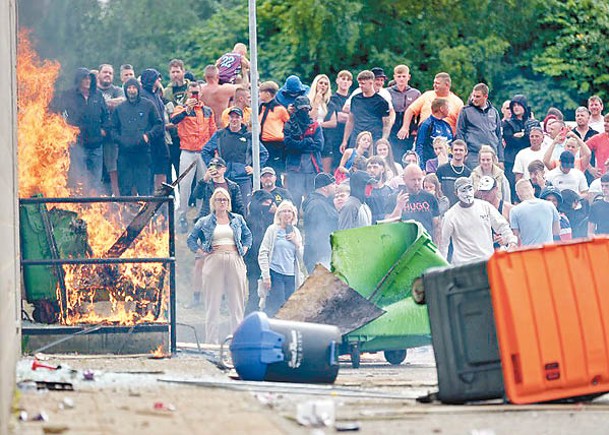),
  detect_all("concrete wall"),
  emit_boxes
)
[0,1,19,434]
